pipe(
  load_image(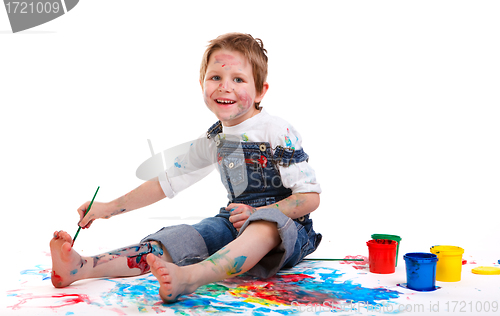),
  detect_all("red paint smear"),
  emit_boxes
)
[109,307,128,315]
[51,270,63,287]
[127,254,150,274]
[340,255,369,270]
[245,156,268,168]
[229,273,336,305]
[152,306,167,313]
[8,293,90,310]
